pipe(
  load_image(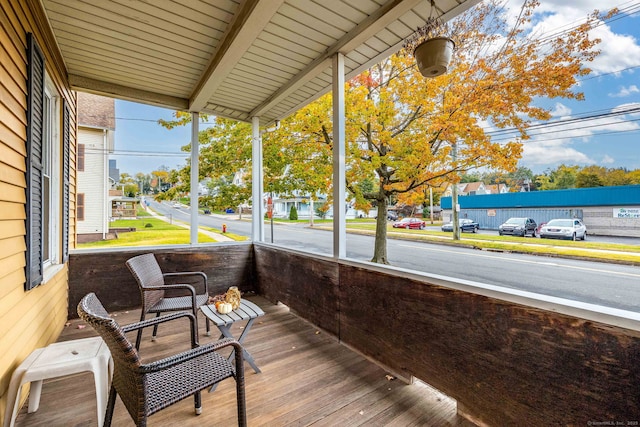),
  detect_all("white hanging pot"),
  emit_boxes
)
[414,37,455,78]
